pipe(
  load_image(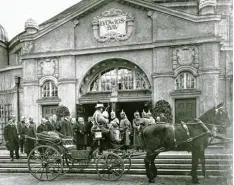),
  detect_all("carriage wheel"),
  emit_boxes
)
[96,152,124,181]
[27,145,63,181]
